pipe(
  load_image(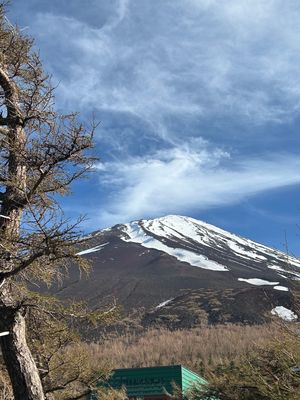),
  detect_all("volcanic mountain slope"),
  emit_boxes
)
[55,215,300,325]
